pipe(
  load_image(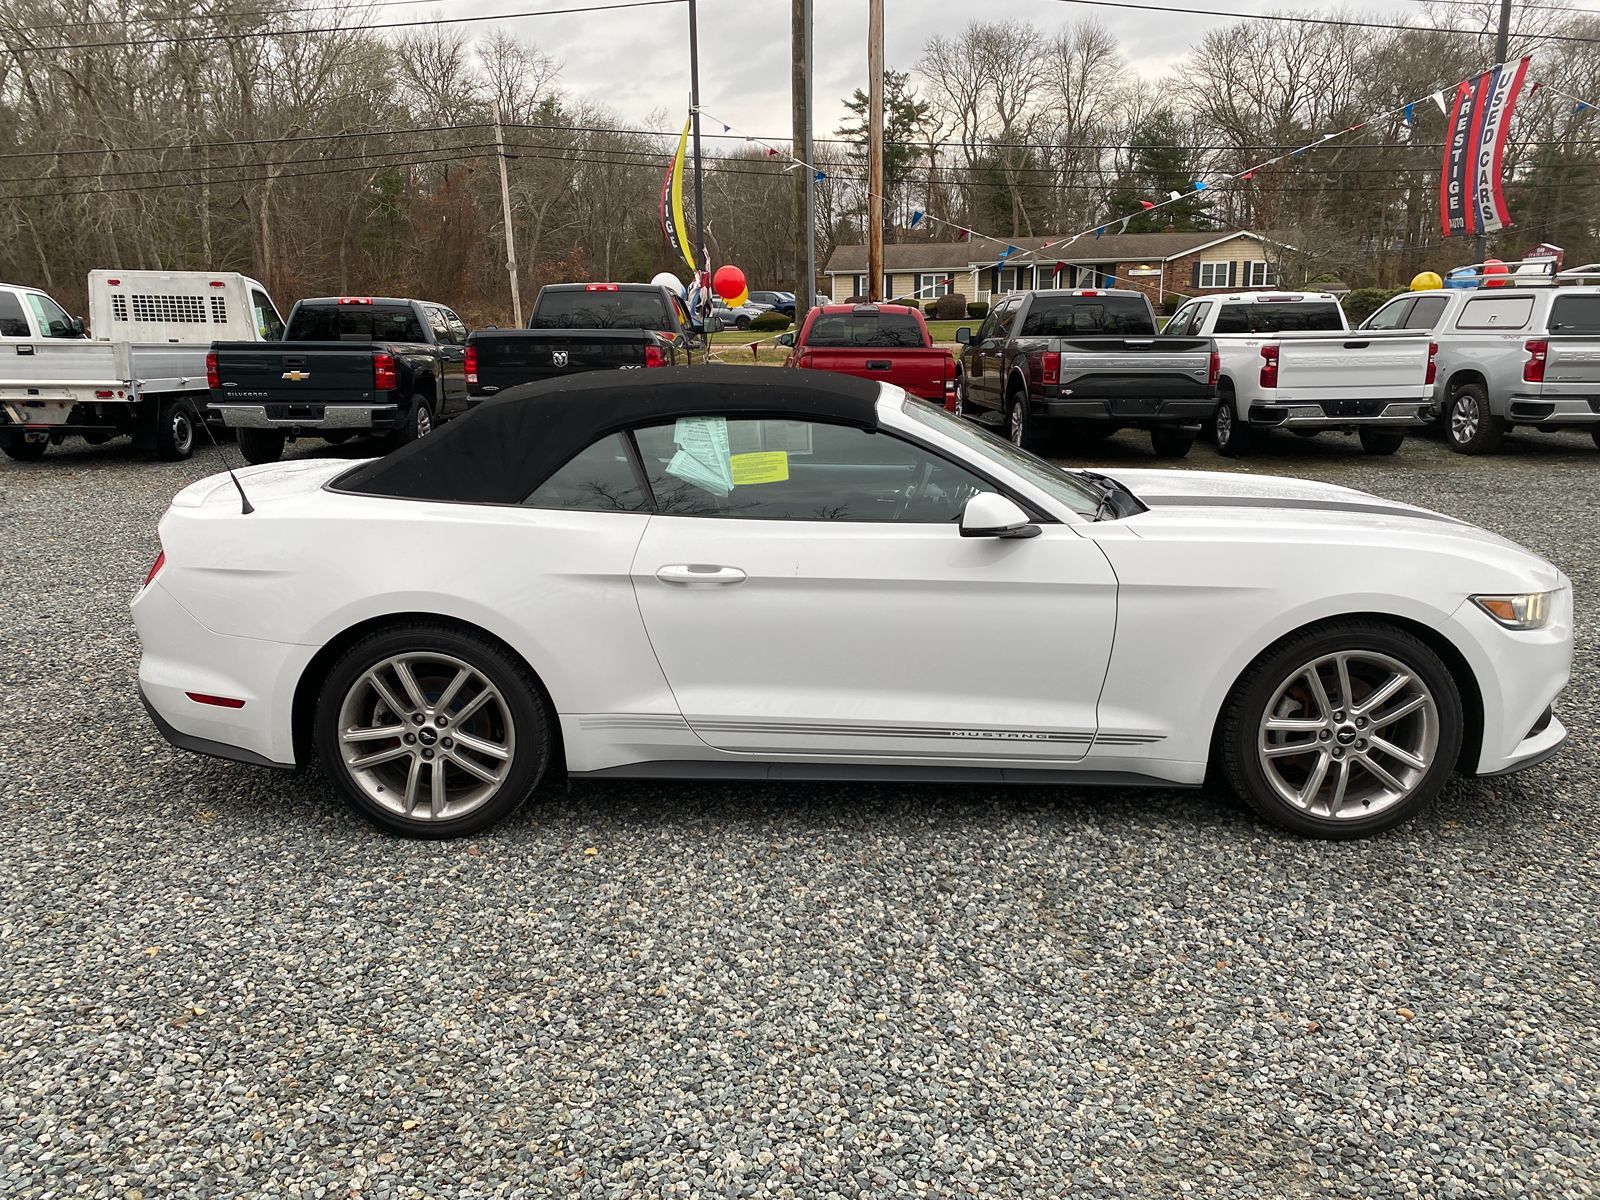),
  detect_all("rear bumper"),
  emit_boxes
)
[1250,399,1434,429]
[209,402,399,430]
[1506,395,1600,426]
[1040,397,1212,425]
